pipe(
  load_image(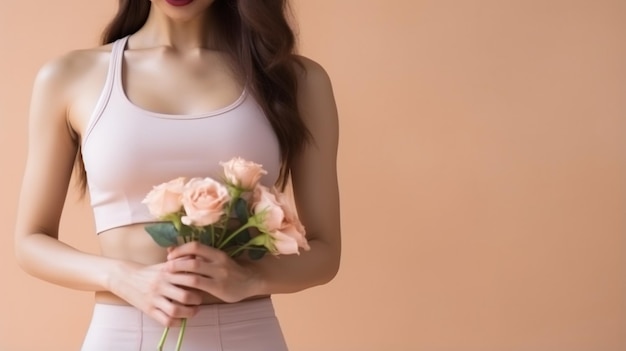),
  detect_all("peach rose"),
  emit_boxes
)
[268,230,300,255]
[180,177,230,226]
[141,177,186,218]
[251,185,284,232]
[250,186,309,255]
[269,224,310,255]
[271,187,306,235]
[220,157,268,190]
